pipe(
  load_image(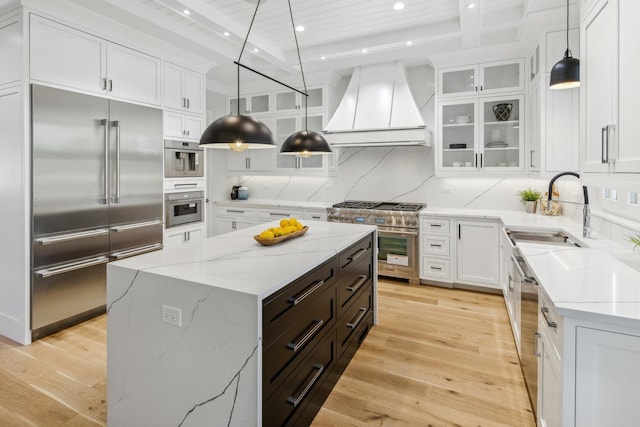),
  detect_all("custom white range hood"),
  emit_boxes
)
[323,62,429,147]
